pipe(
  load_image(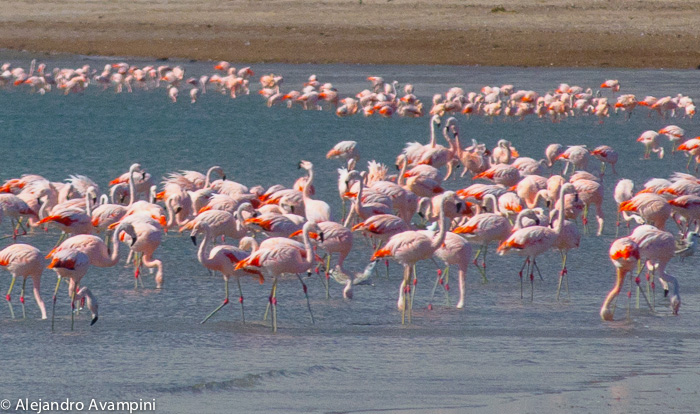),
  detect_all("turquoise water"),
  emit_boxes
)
[1,52,700,413]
